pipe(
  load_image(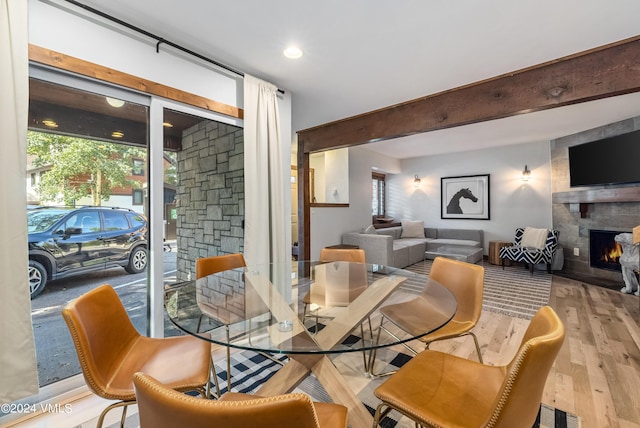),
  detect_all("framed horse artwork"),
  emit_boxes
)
[441,174,490,220]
